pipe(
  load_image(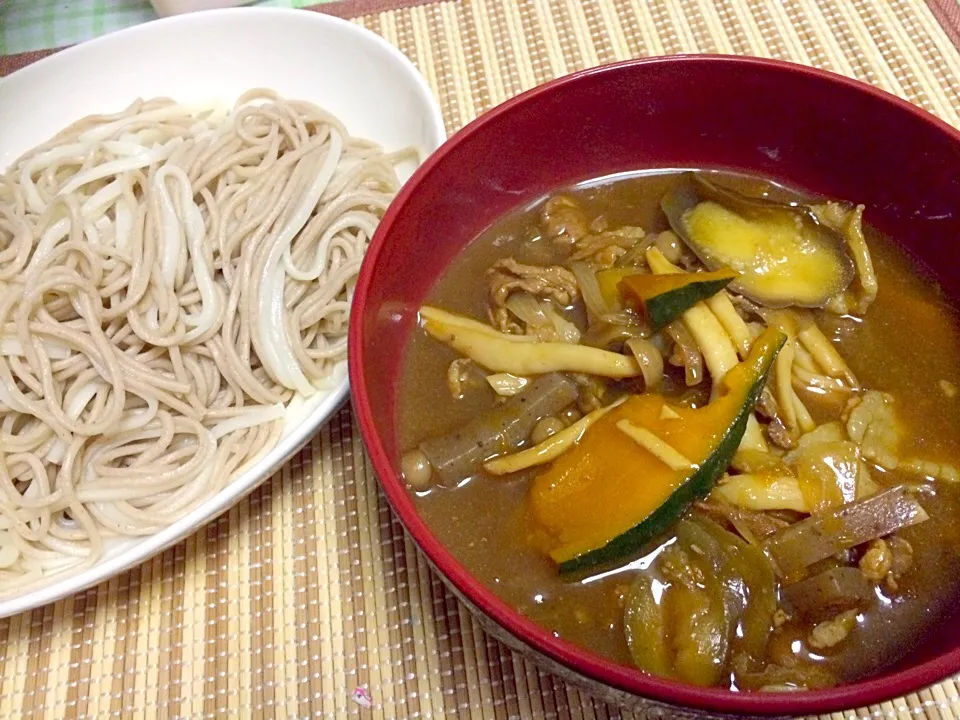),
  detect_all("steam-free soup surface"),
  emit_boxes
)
[397,170,960,689]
